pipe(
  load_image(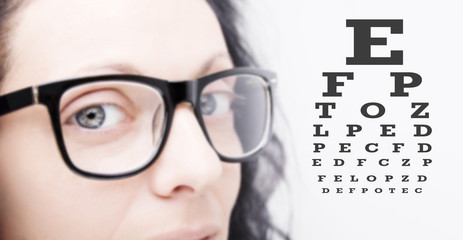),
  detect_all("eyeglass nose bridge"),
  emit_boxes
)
[163,79,213,156]
[167,80,199,107]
